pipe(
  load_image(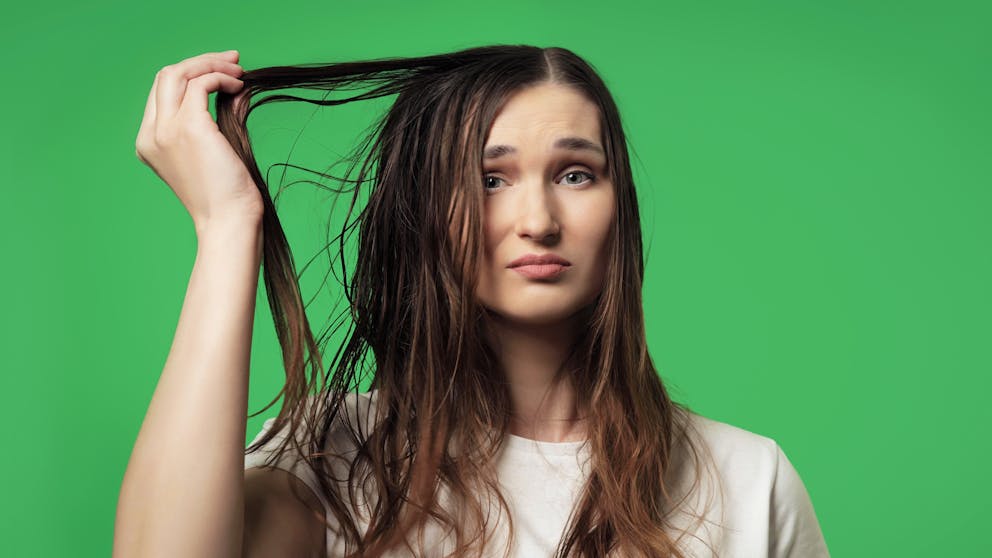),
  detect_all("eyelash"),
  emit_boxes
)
[482,170,596,193]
